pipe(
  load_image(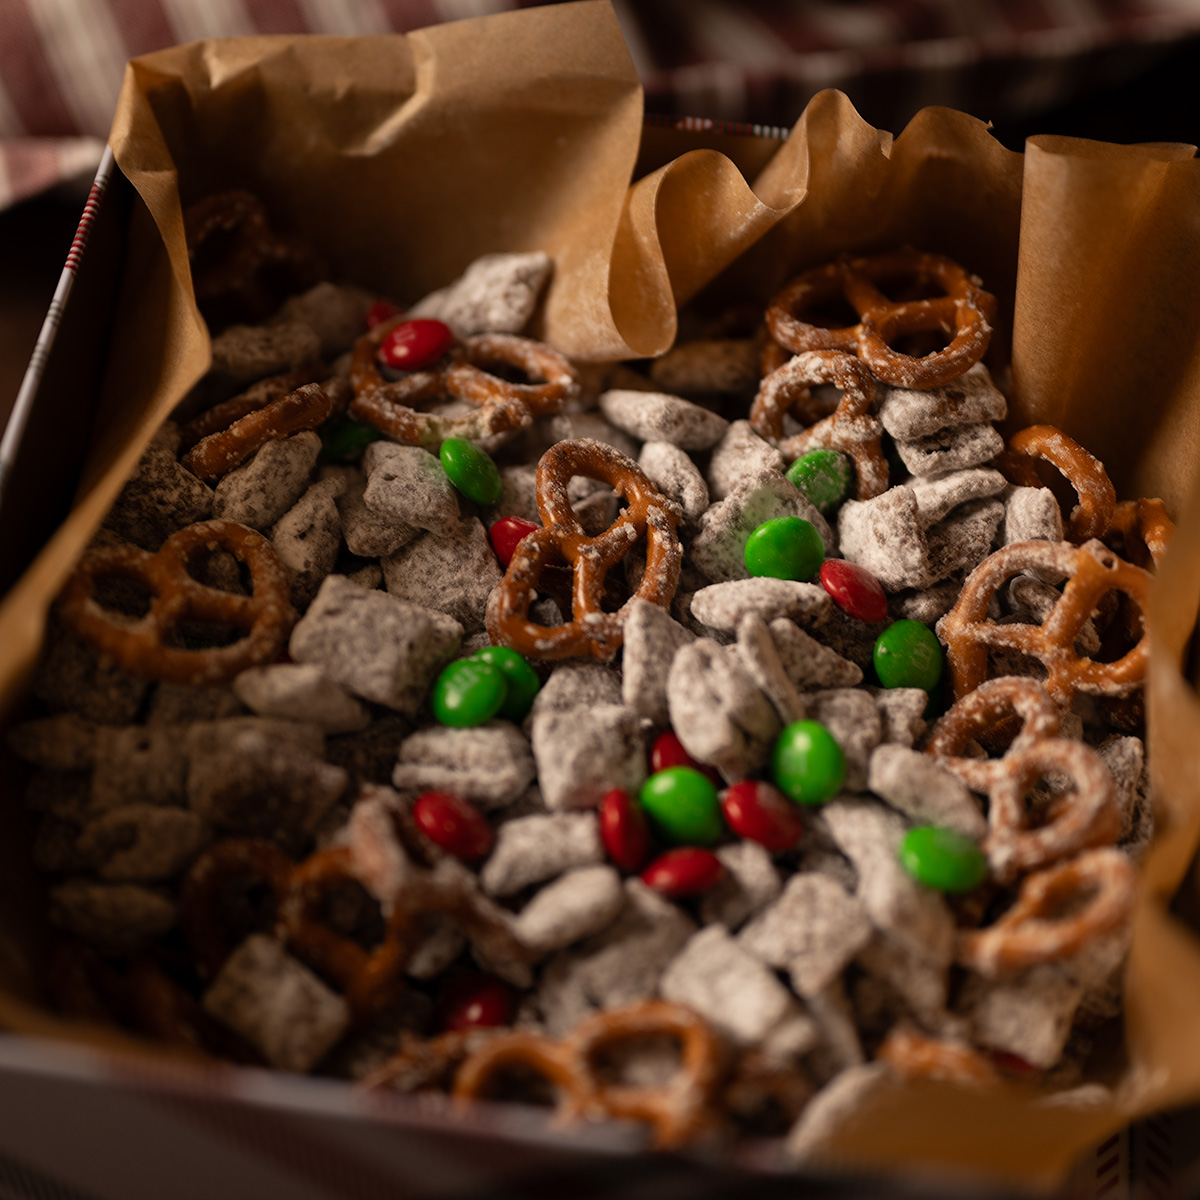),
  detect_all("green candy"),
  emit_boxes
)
[472,645,540,721]
[873,619,944,692]
[743,516,824,581]
[900,826,988,893]
[439,437,503,505]
[319,414,384,460]
[431,658,507,727]
[639,767,723,845]
[771,720,845,806]
[786,449,853,512]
